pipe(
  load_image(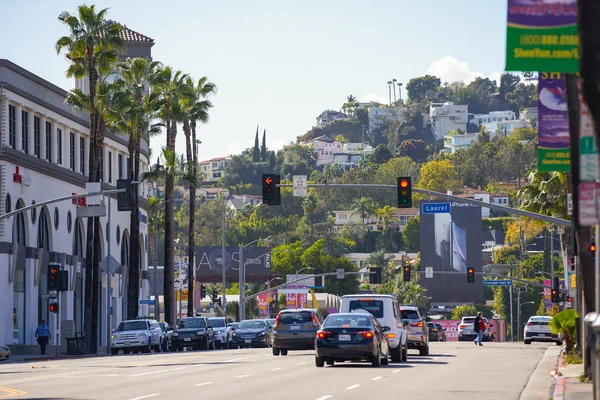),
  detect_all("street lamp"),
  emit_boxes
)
[238,236,272,321]
[267,277,282,289]
[518,301,536,340]
[293,267,313,308]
